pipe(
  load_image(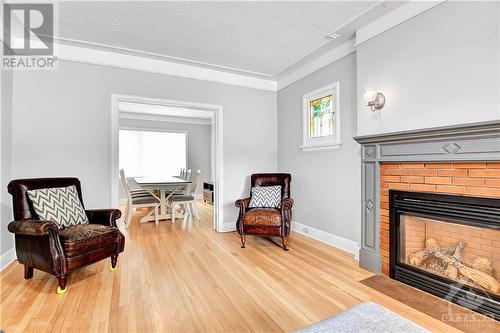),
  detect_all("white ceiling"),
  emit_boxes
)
[59,1,405,78]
